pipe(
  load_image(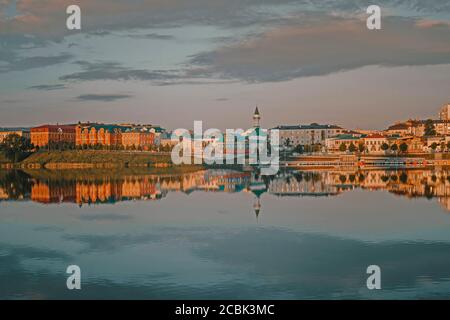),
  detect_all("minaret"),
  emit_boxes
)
[253,106,261,128]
